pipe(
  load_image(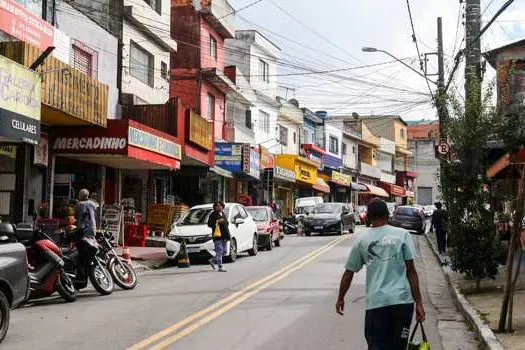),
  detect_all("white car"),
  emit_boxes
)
[166,203,259,263]
[423,205,436,217]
